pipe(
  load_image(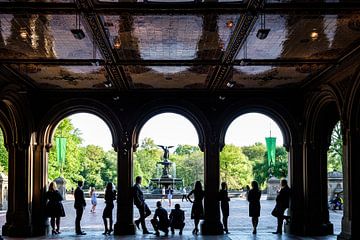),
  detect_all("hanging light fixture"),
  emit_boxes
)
[71,12,85,40]
[256,13,270,40]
